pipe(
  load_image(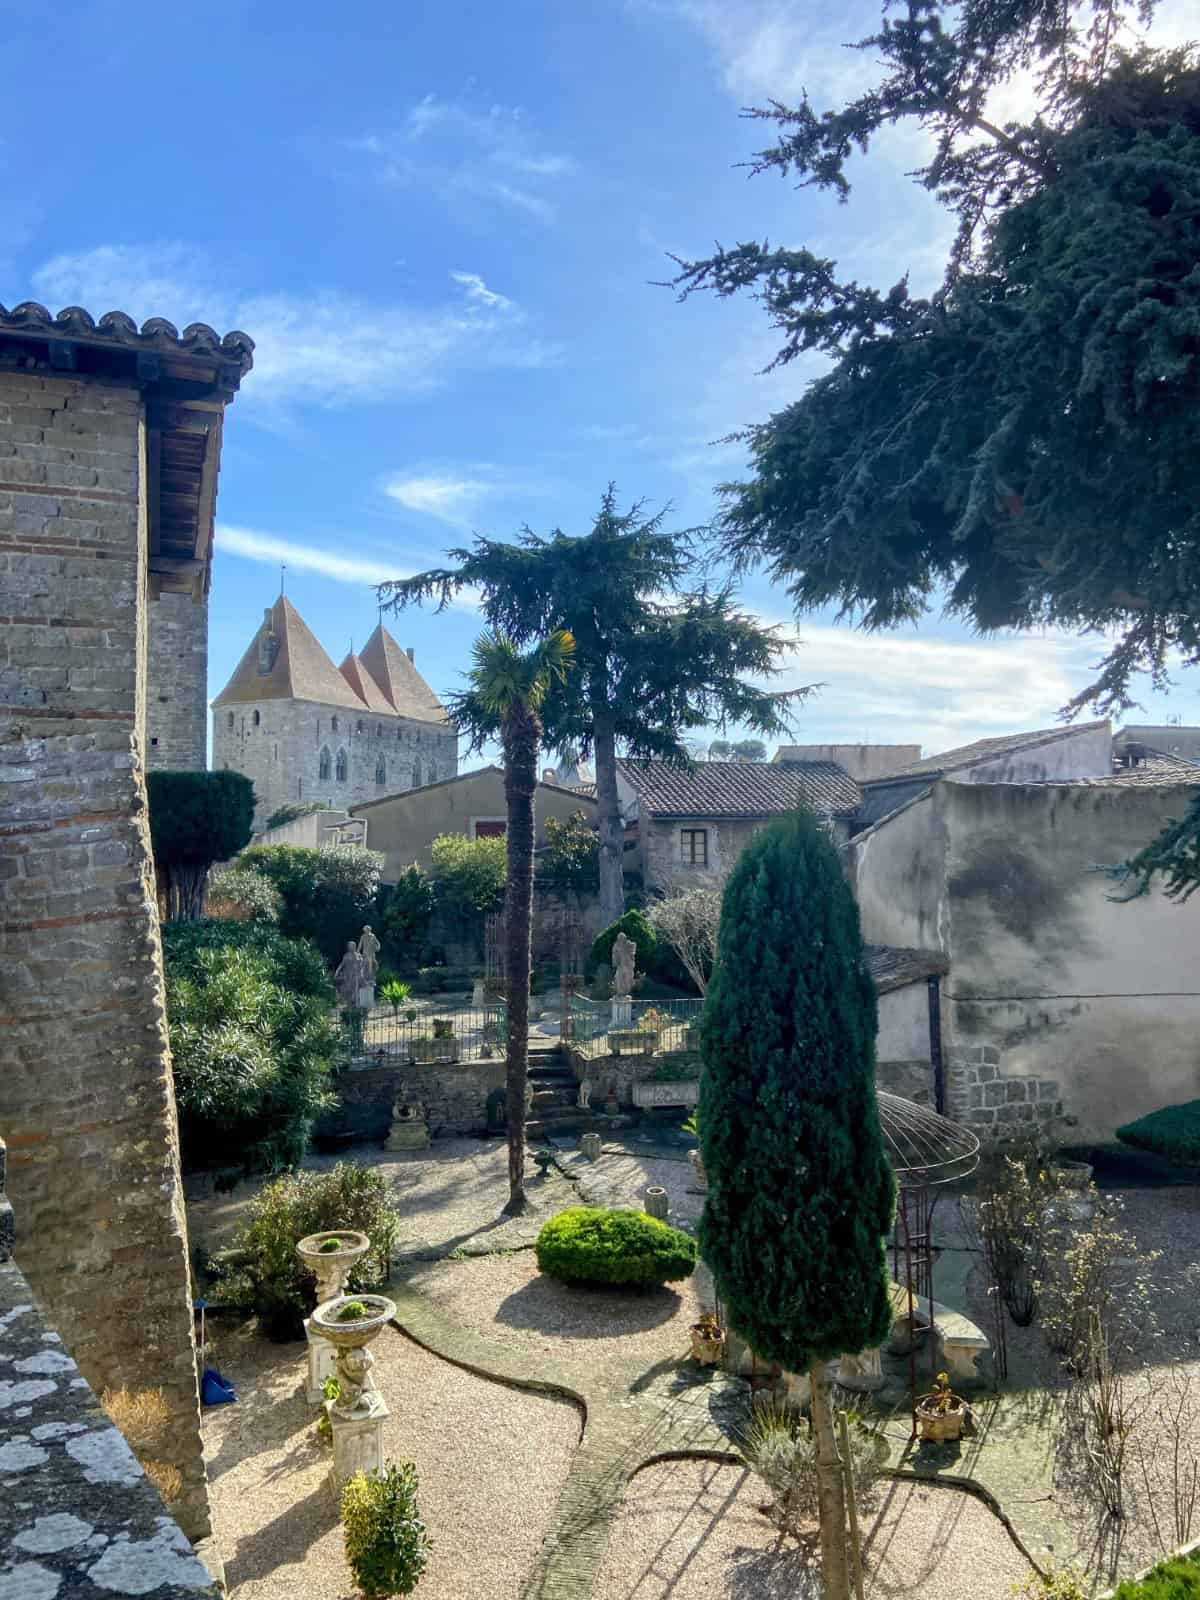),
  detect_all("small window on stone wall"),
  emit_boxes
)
[376,757,386,785]
[332,715,339,733]
[376,723,382,737]
[680,828,709,867]
[356,720,364,734]
[253,709,261,727]
[412,758,422,787]
[319,747,332,782]
[336,749,348,783]
[227,712,234,730]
